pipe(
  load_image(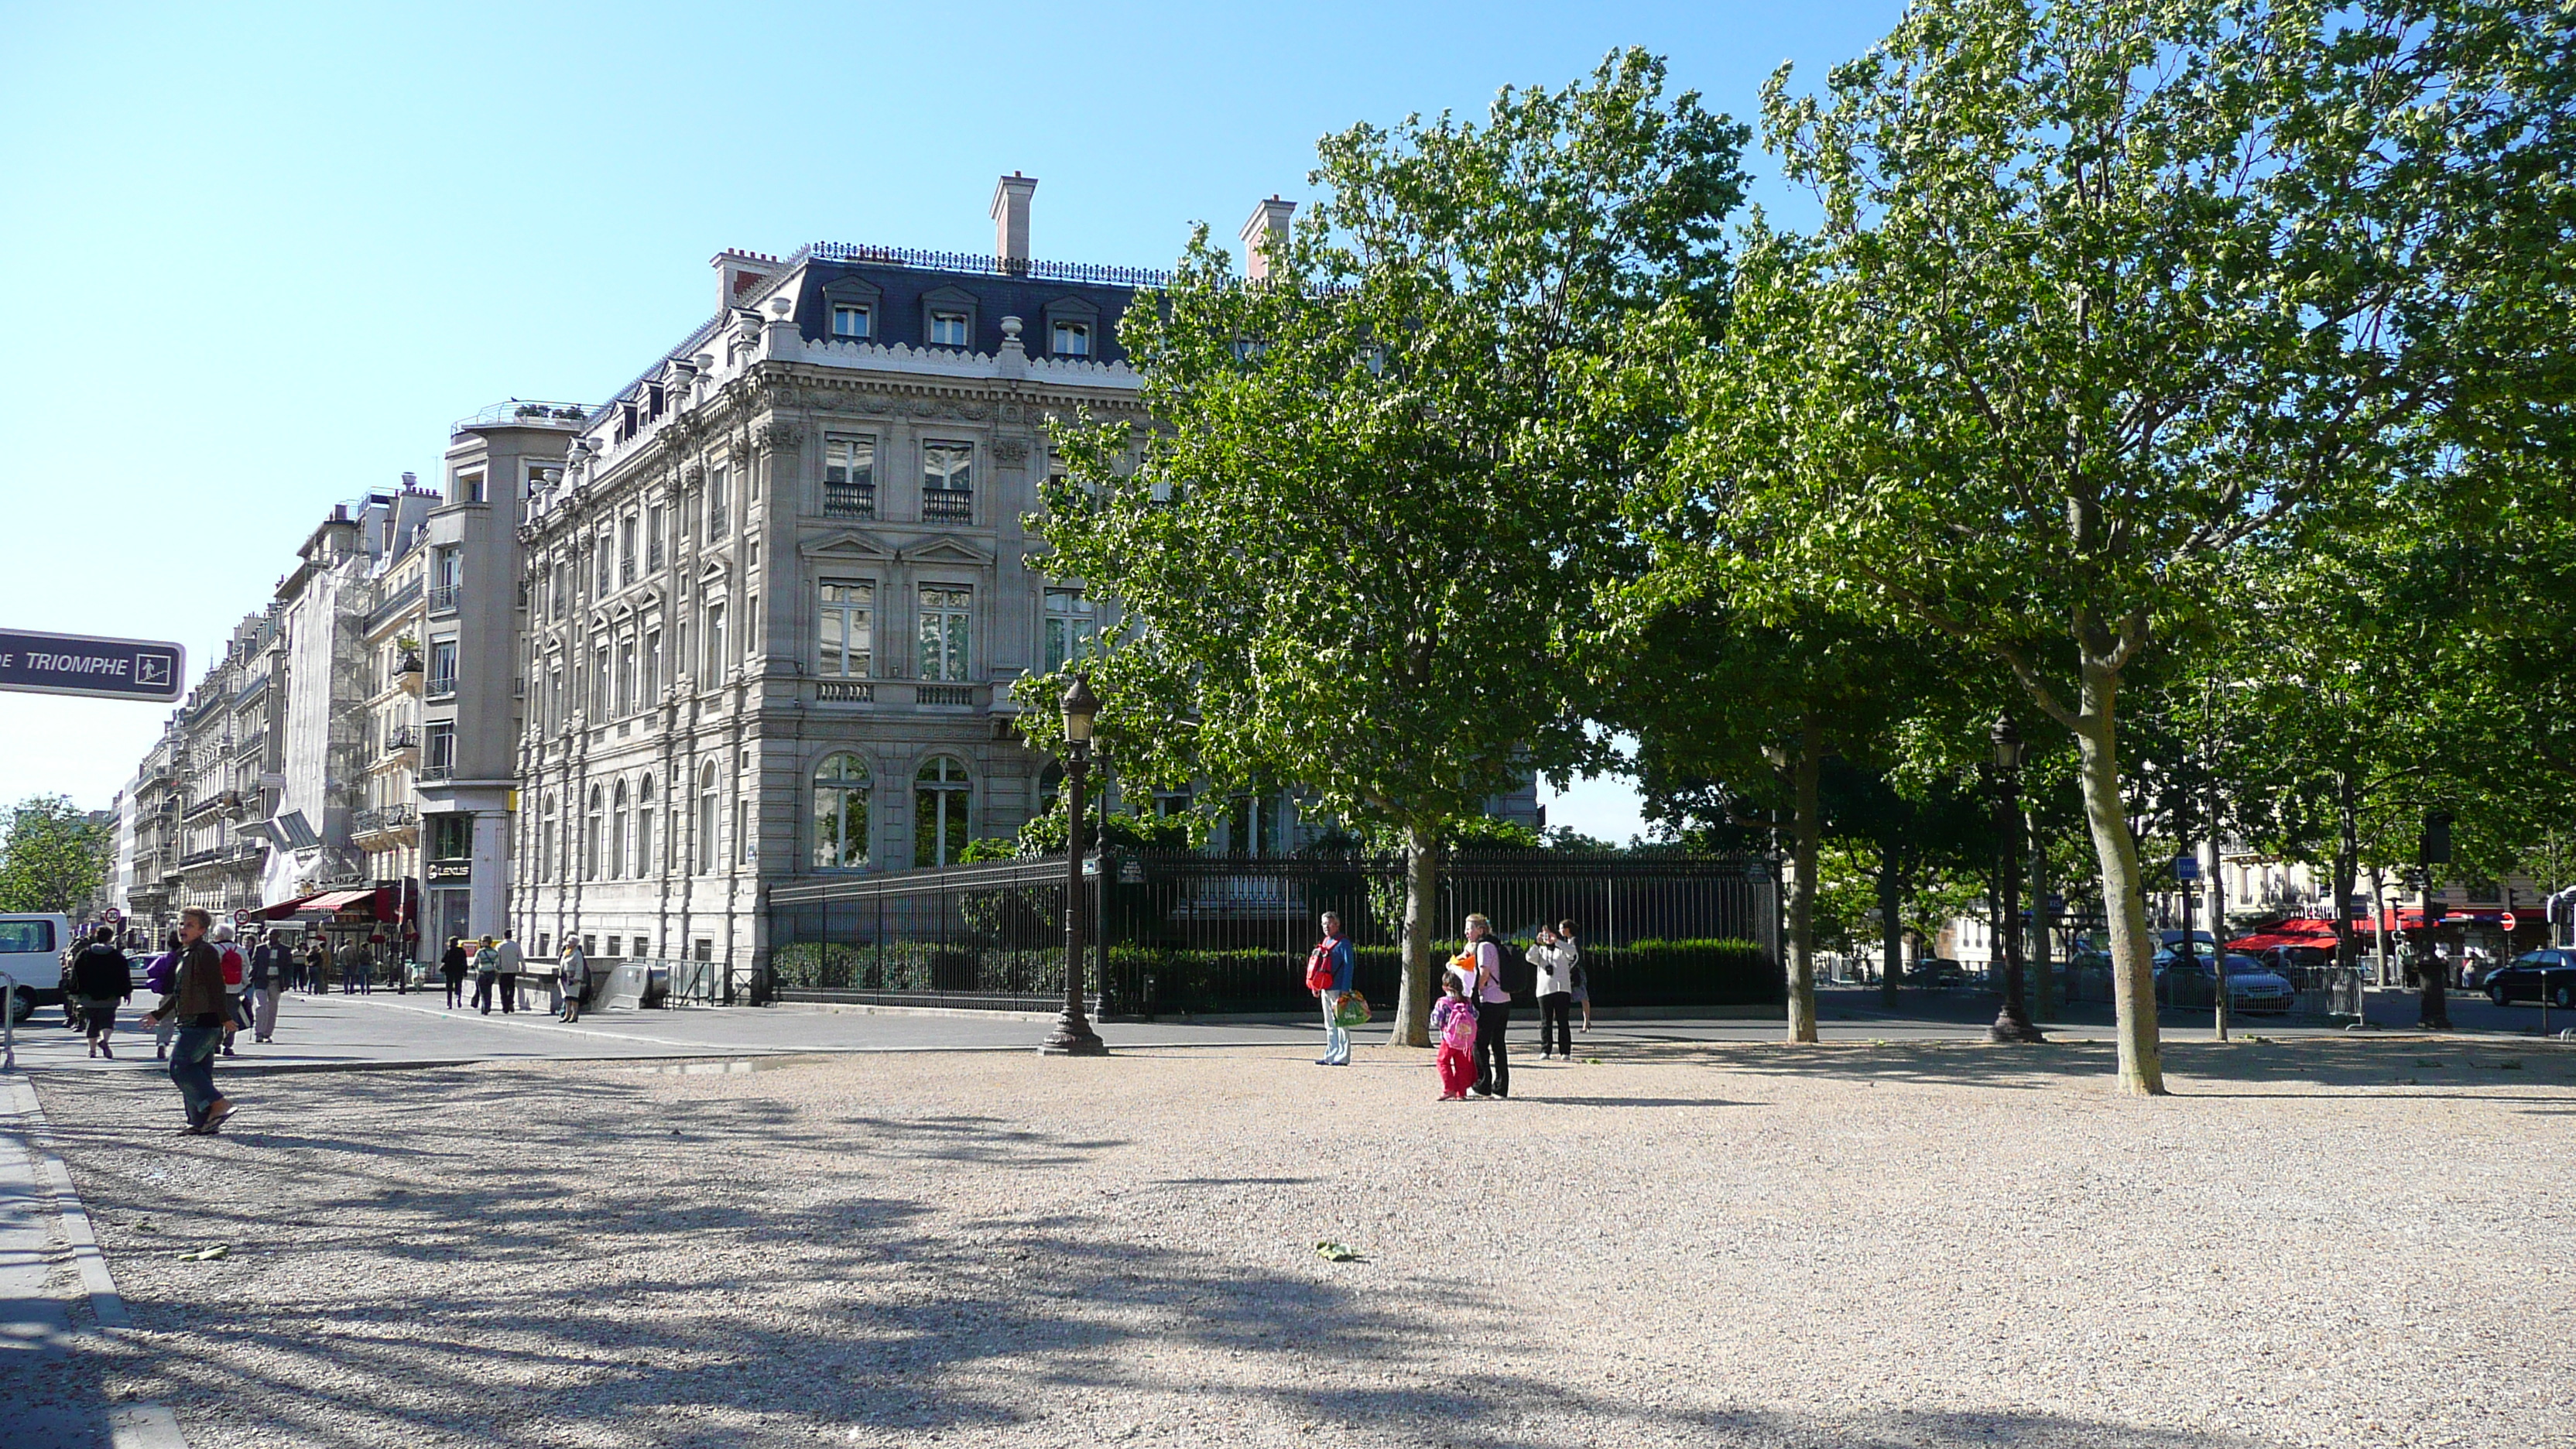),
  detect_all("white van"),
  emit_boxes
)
[1,913,71,1023]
